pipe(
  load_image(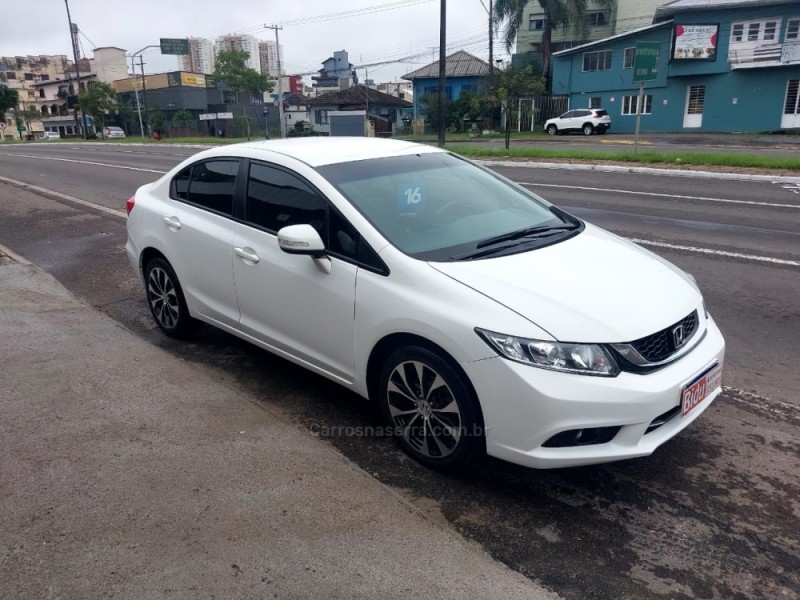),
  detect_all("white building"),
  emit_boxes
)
[216,34,260,71]
[258,40,283,78]
[180,37,215,75]
[91,47,128,84]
